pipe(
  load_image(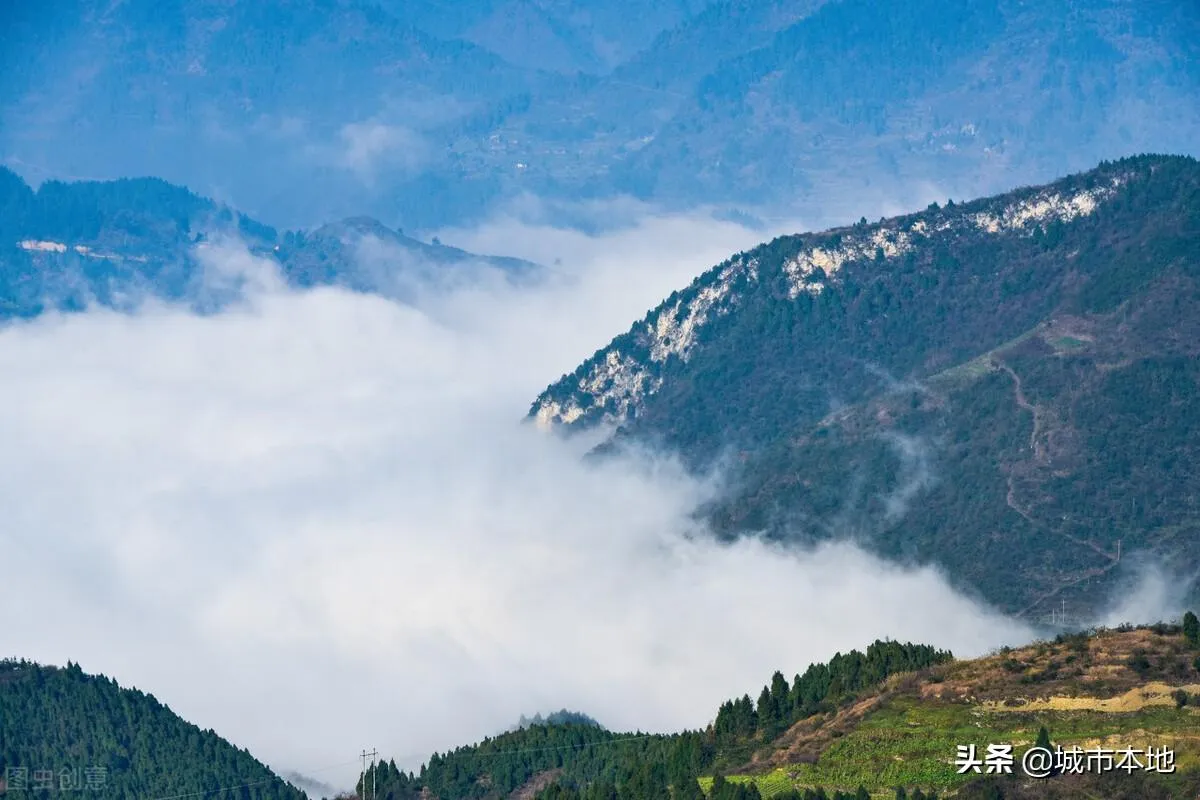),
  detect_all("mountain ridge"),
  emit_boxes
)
[529,156,1166,432]
[0,167,537,319]
[529,154,1200,617]
[4,0,1196,228]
